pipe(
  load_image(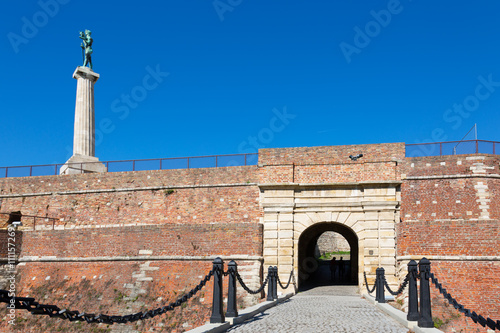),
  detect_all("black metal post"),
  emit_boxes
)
[272,266,278,300]
[407,260,419,321]
[375,267,385,303]
[226,260,238,318]
[210,257,225,323]
[266,266,274,301]
[418,258,433,328]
